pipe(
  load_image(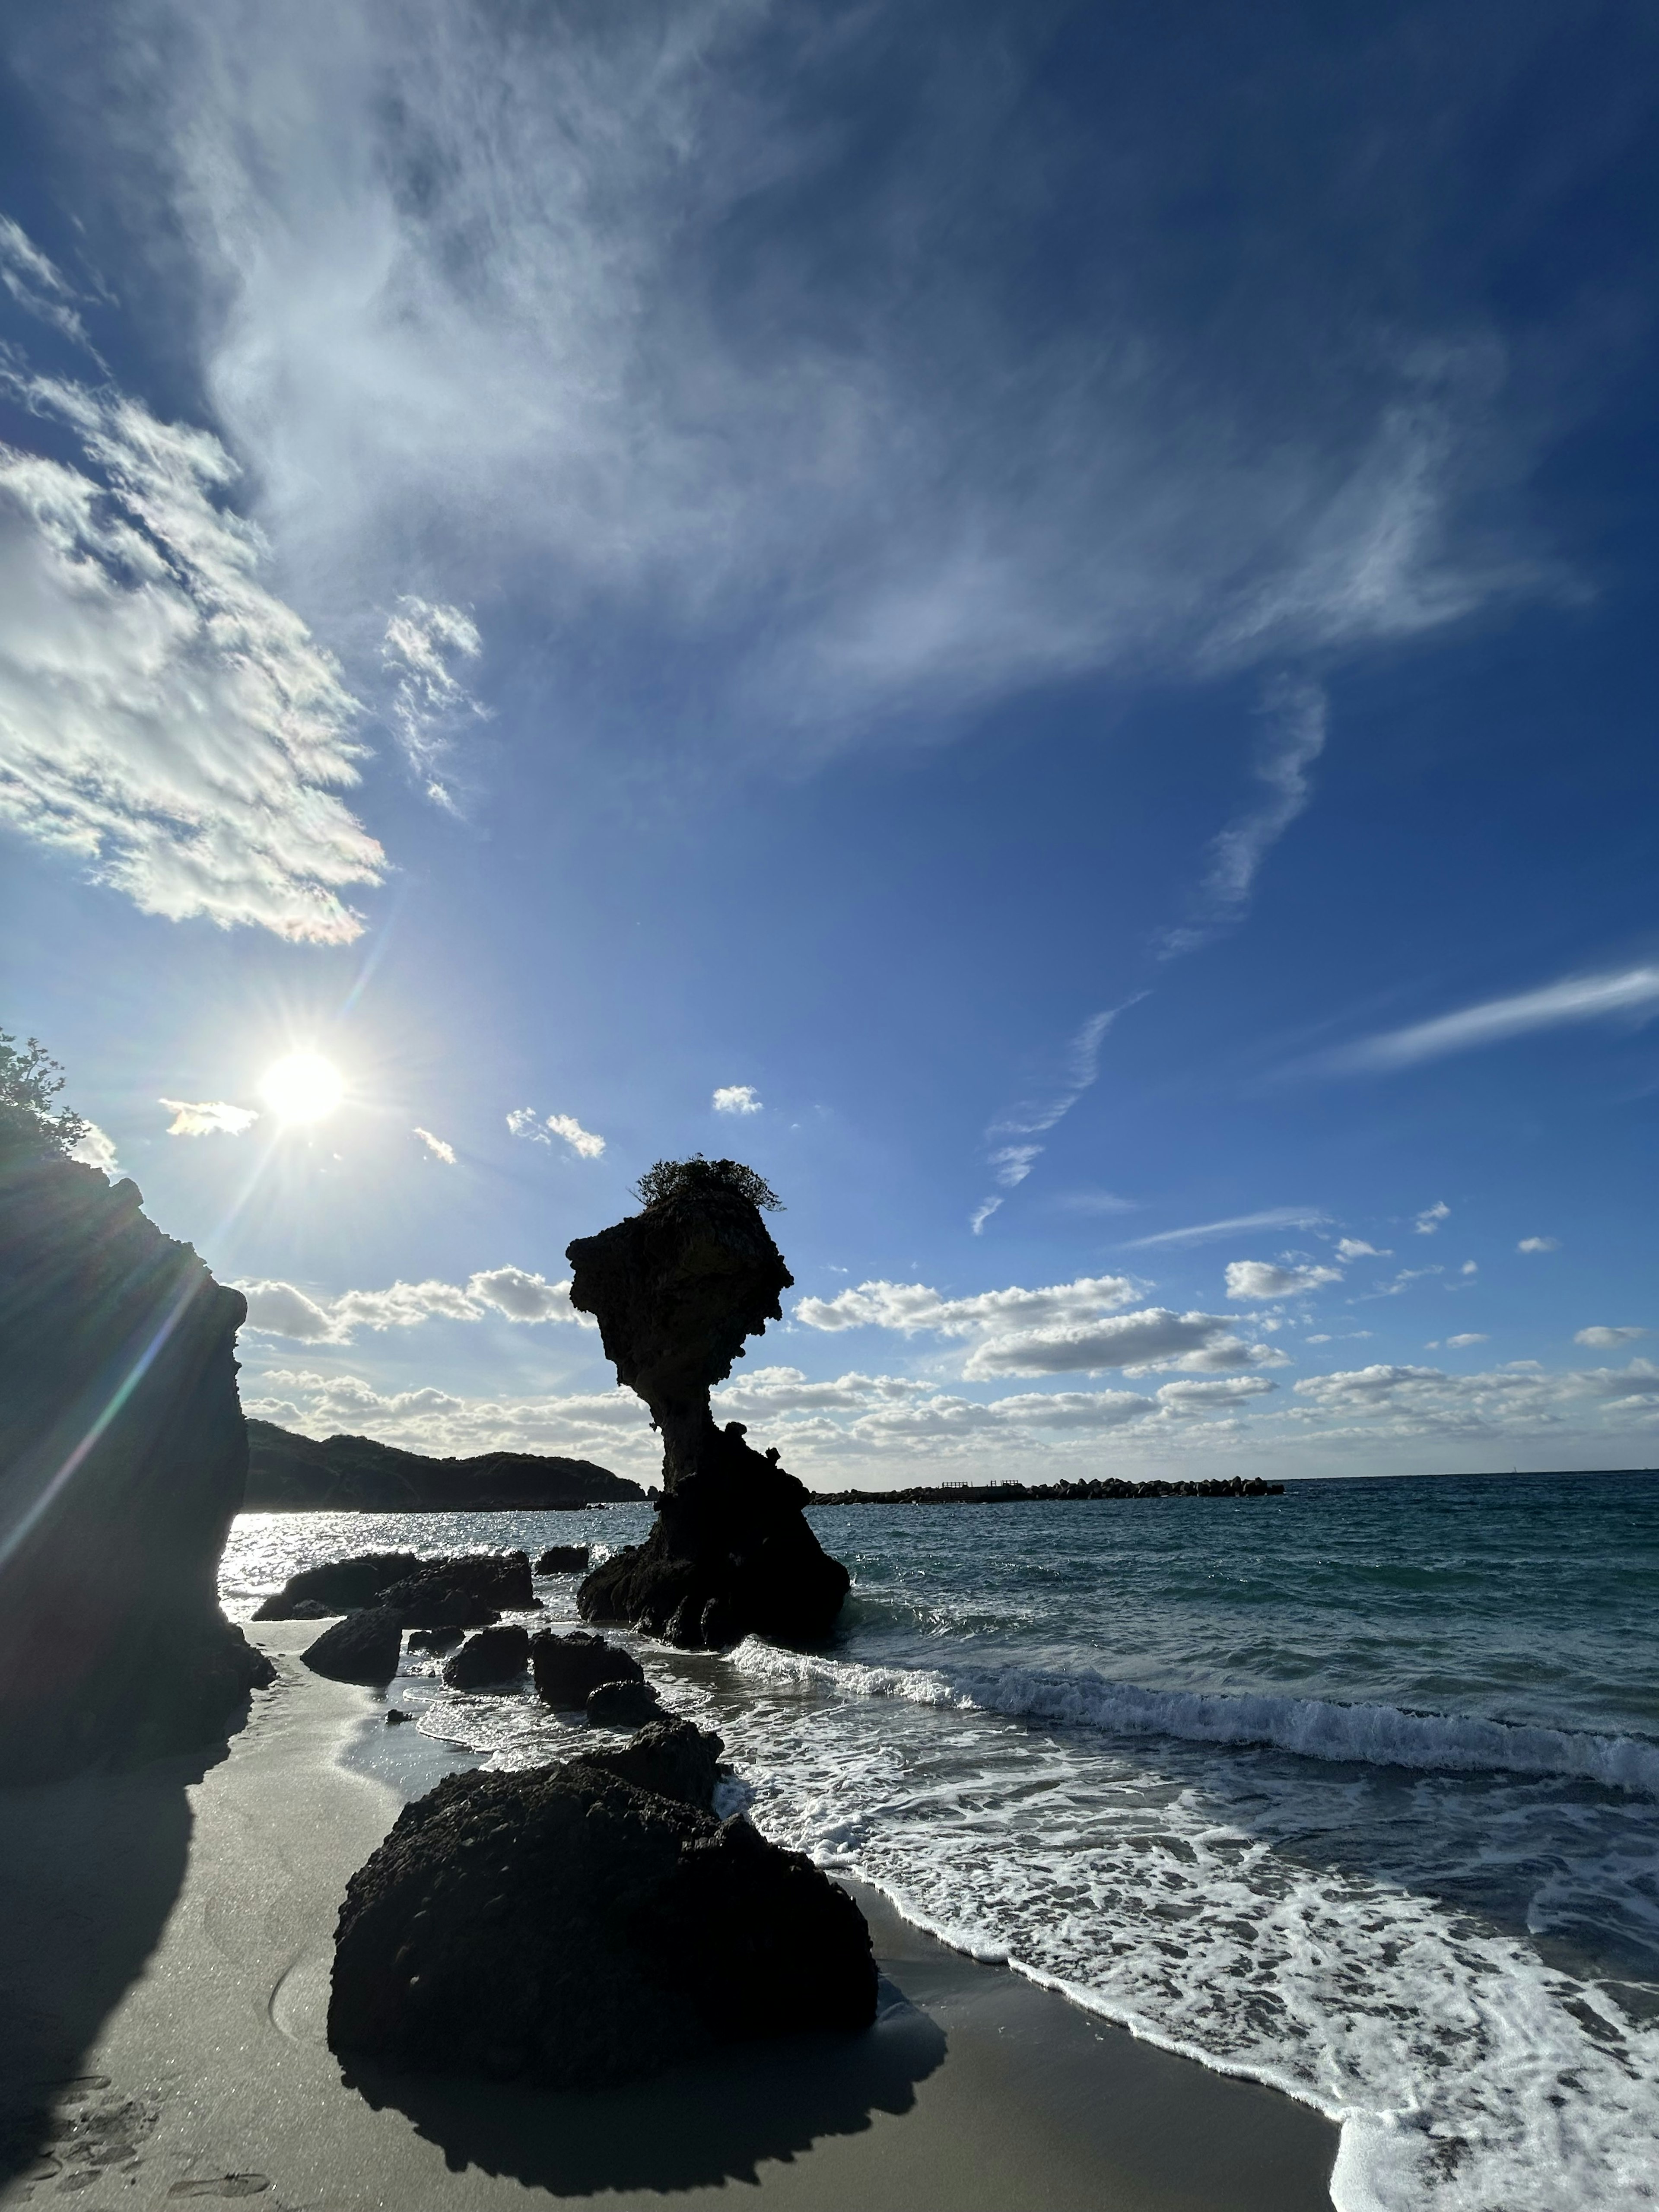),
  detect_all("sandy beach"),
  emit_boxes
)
[0,1622,1337,2212]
